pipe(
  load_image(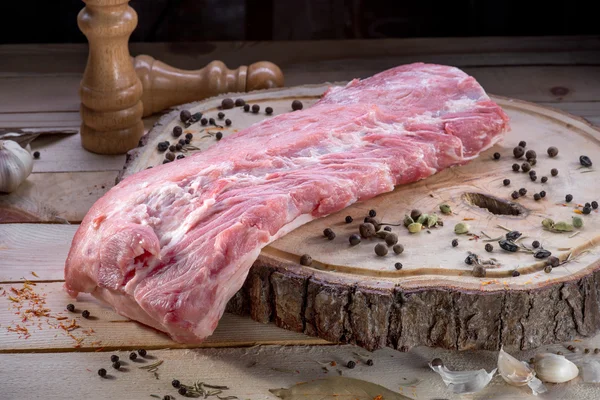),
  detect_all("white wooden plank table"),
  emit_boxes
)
[1,36,600,399]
